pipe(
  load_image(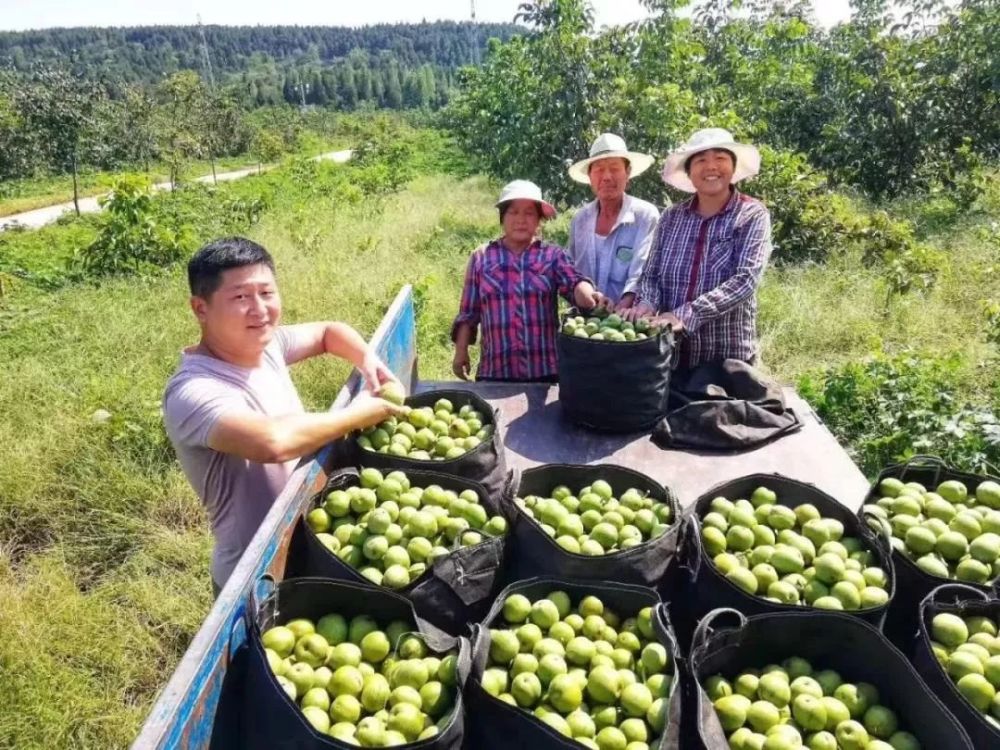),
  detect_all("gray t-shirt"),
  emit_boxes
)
[163,327,308,587]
